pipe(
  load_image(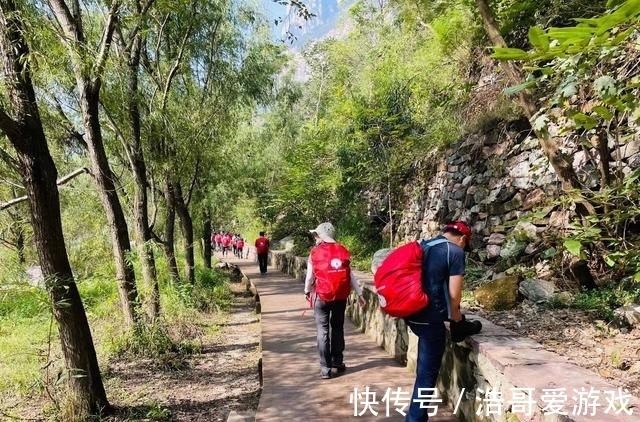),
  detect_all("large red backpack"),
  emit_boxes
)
[255,237,269,254]
[311,242,351,302]
[373,238,448,318]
